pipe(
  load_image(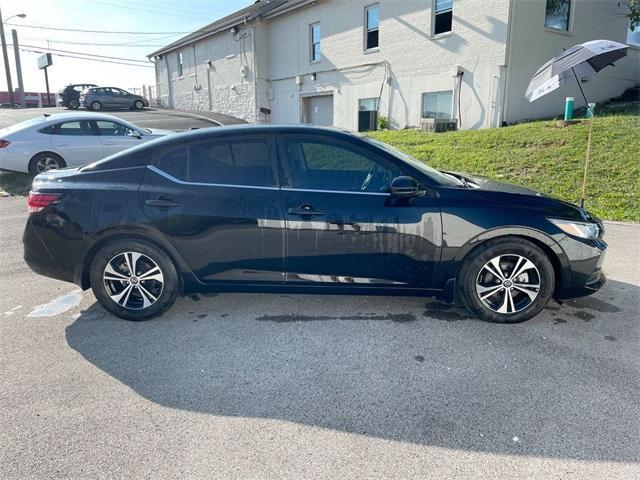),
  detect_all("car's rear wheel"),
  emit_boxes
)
[29,152,67,174]
[457,238,555,323]
[134,100,144,110]
[90,239,179,321]
[67,99,80,110]
[90,101,102,111]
